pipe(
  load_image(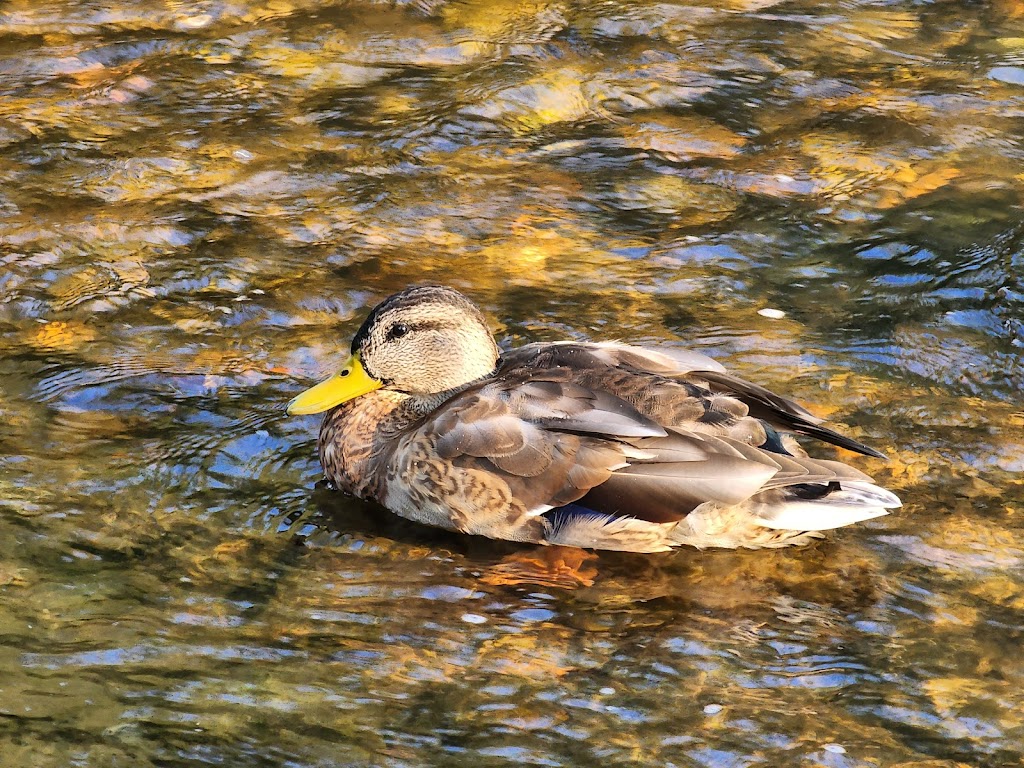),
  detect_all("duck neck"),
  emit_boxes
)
[405,363,499,416]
